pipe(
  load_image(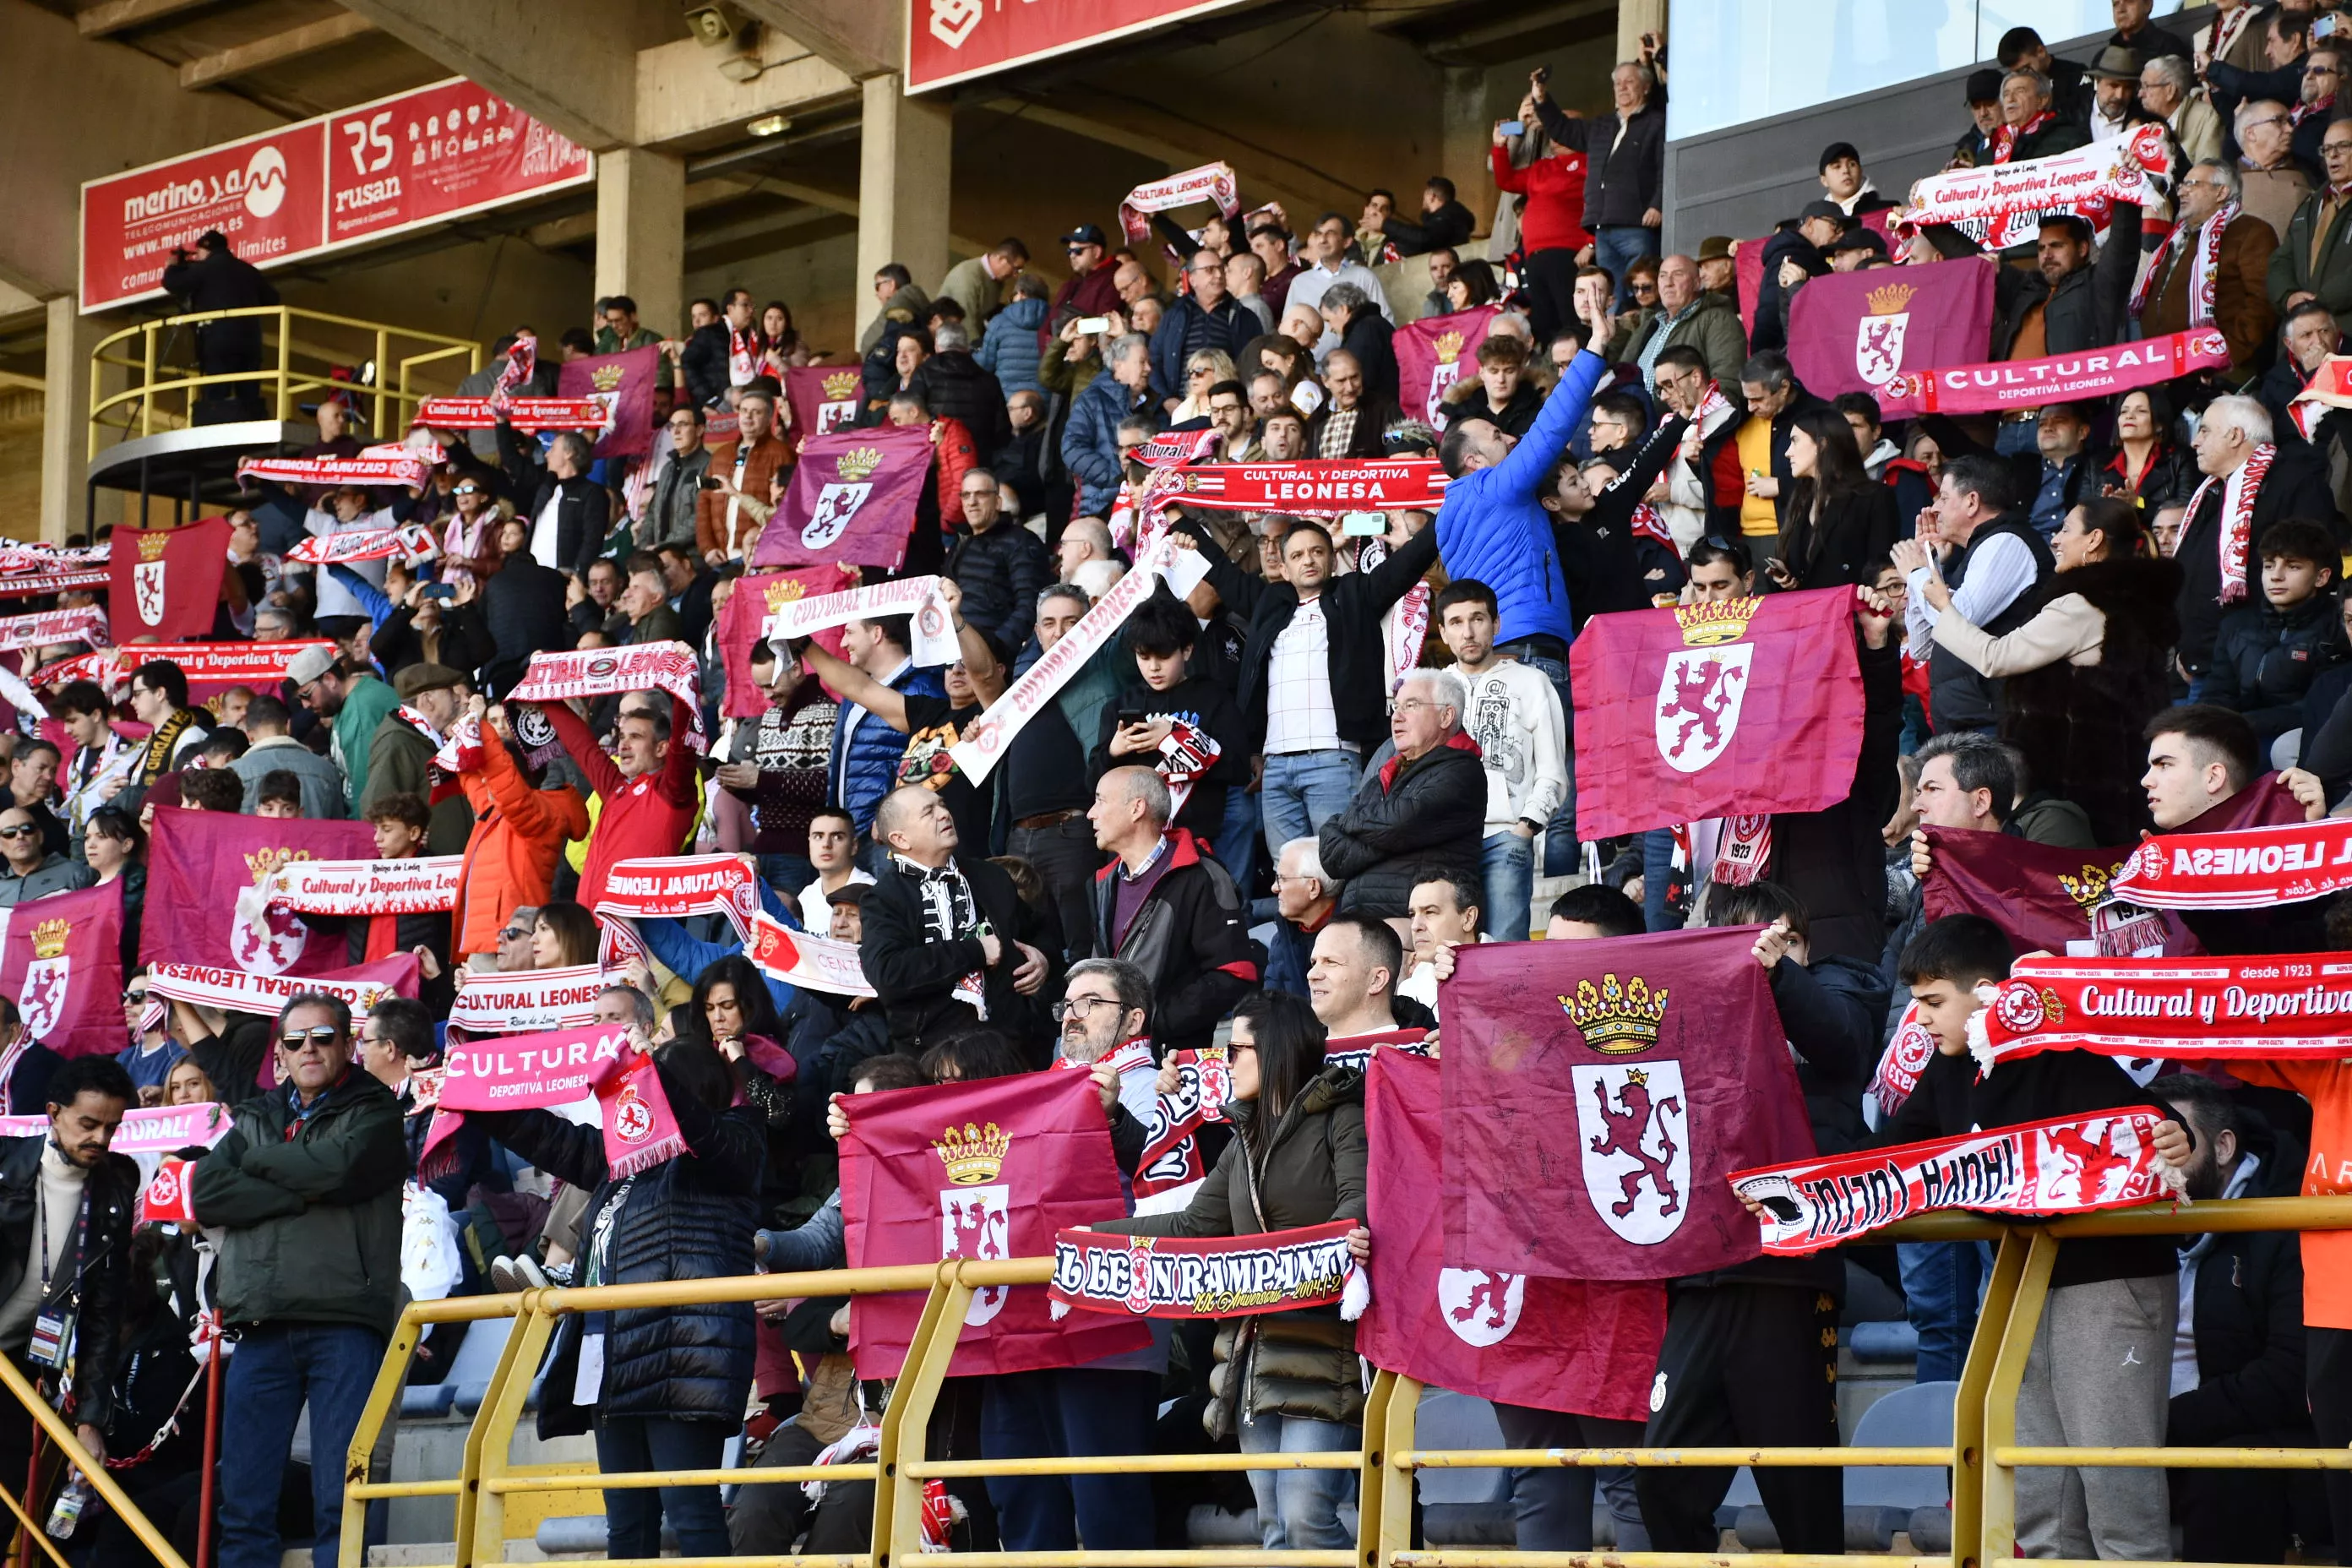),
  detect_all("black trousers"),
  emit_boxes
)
[1491,1404,1647,1551]
[1522,248,1582,347]
[1636,1282,1843,1554]
[2170,1425,2327,1563]
[2312,1326,2352,1554]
